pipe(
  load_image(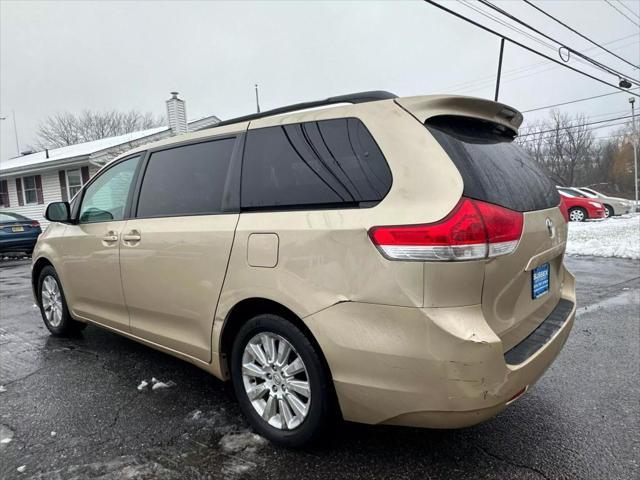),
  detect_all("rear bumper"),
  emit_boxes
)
[304,265,576,428]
